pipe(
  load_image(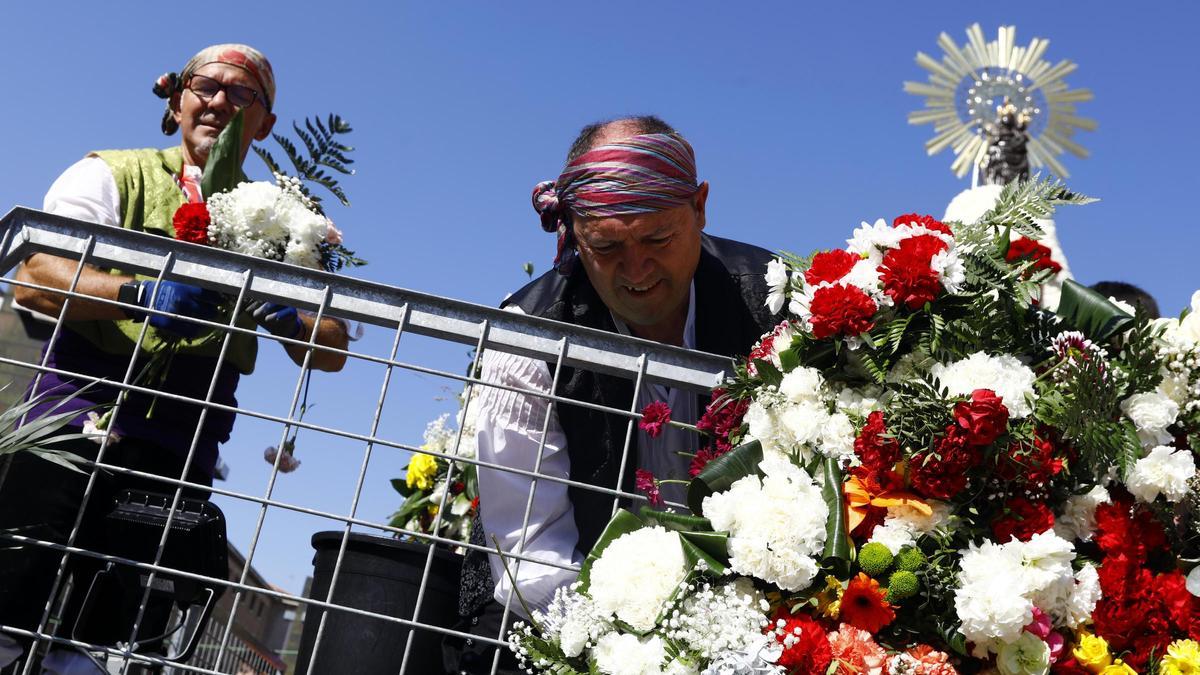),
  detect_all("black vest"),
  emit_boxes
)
[458,233,778,615]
